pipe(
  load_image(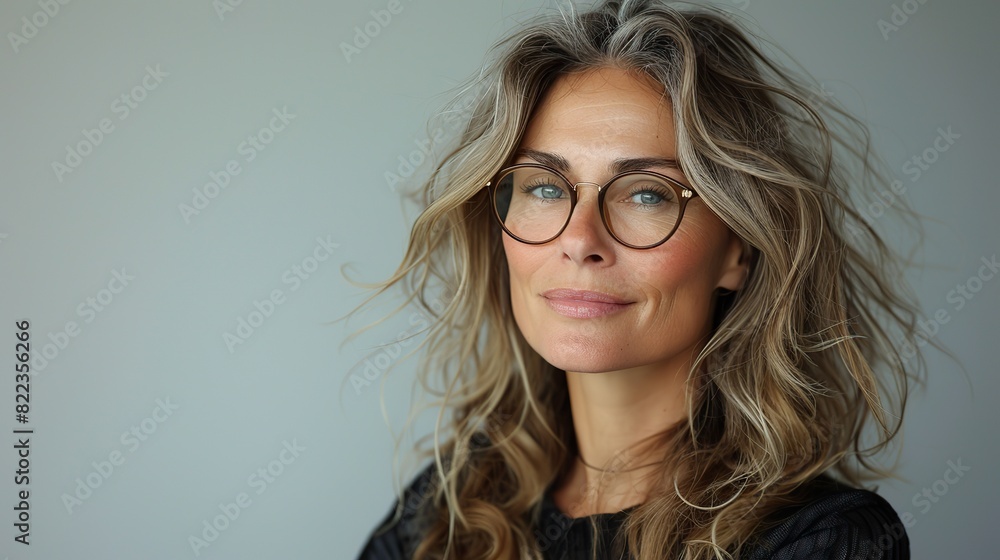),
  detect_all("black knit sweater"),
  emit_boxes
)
[358,463,908,559]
